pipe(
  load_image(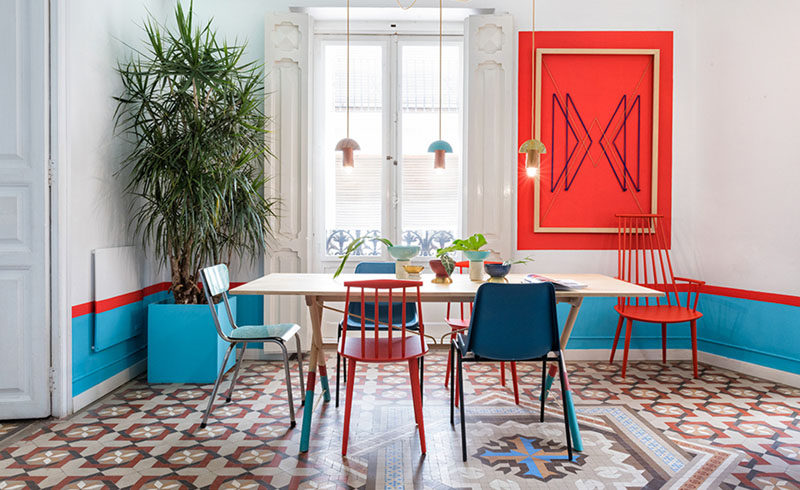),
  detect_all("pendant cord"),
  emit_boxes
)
[438,0,443,140]
[346,0,350,138]
[531,0,535,140]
